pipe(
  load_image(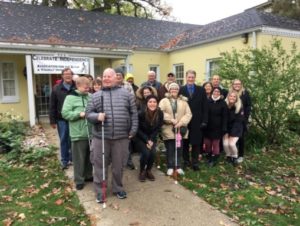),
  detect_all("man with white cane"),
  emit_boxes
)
[86,68,138,204]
